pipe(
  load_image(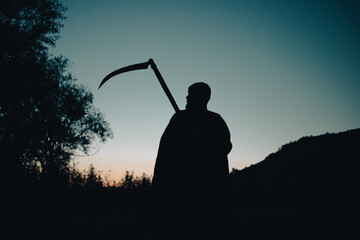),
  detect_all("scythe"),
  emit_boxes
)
[98,59,180,113]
